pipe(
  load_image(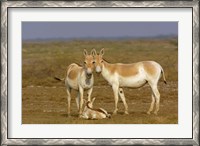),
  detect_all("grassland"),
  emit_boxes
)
[22,39,178,124]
